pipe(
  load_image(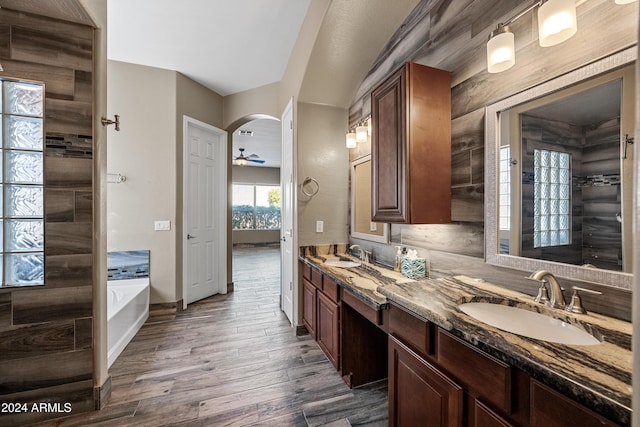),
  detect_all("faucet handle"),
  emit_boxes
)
[565,286,602,314]
[534,281,550,304]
